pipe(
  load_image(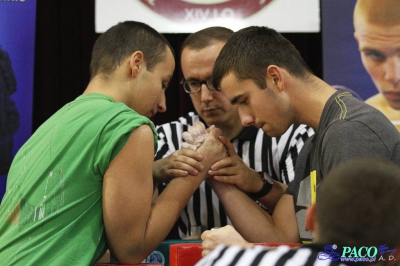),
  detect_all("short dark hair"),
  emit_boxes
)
[212,26,312,90]
[317,157,400,248]
[180,26,233,55]
[90,21,174,79]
